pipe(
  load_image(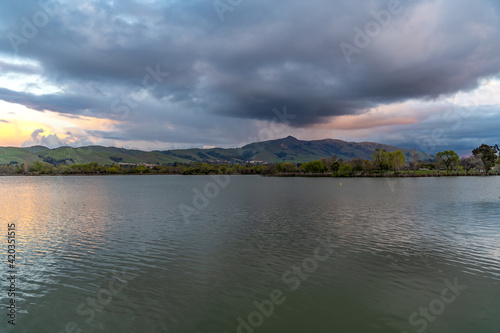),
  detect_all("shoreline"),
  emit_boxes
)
[272,172,500,178]
[1,172,500,178]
